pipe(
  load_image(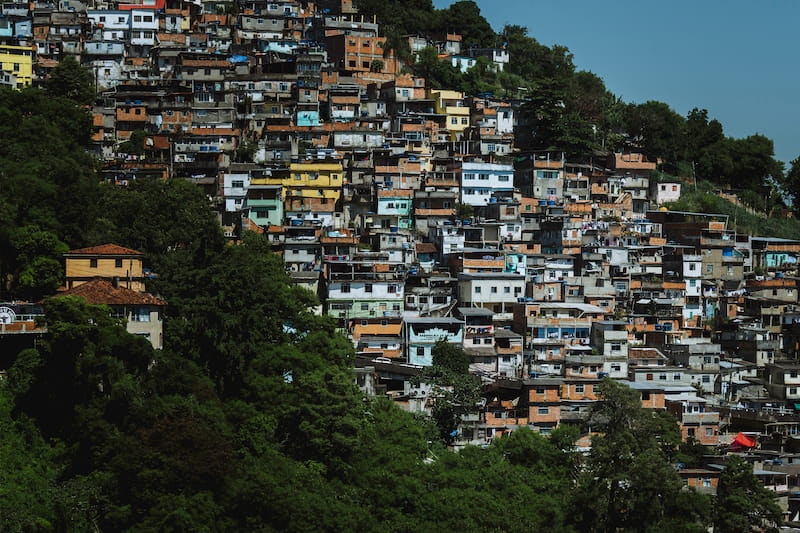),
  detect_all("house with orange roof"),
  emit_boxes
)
[64,244,148,292]
[351,317,404,359]
[56,279,166,349]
